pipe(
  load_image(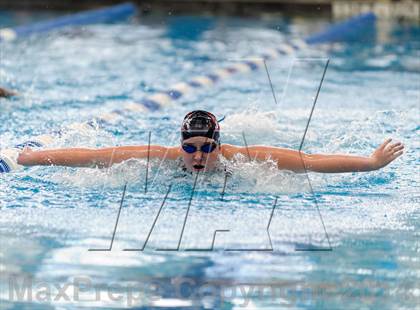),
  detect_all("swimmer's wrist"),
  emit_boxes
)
[17,151,32,166]
[368,157,380,170]
[17,150,39,166]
